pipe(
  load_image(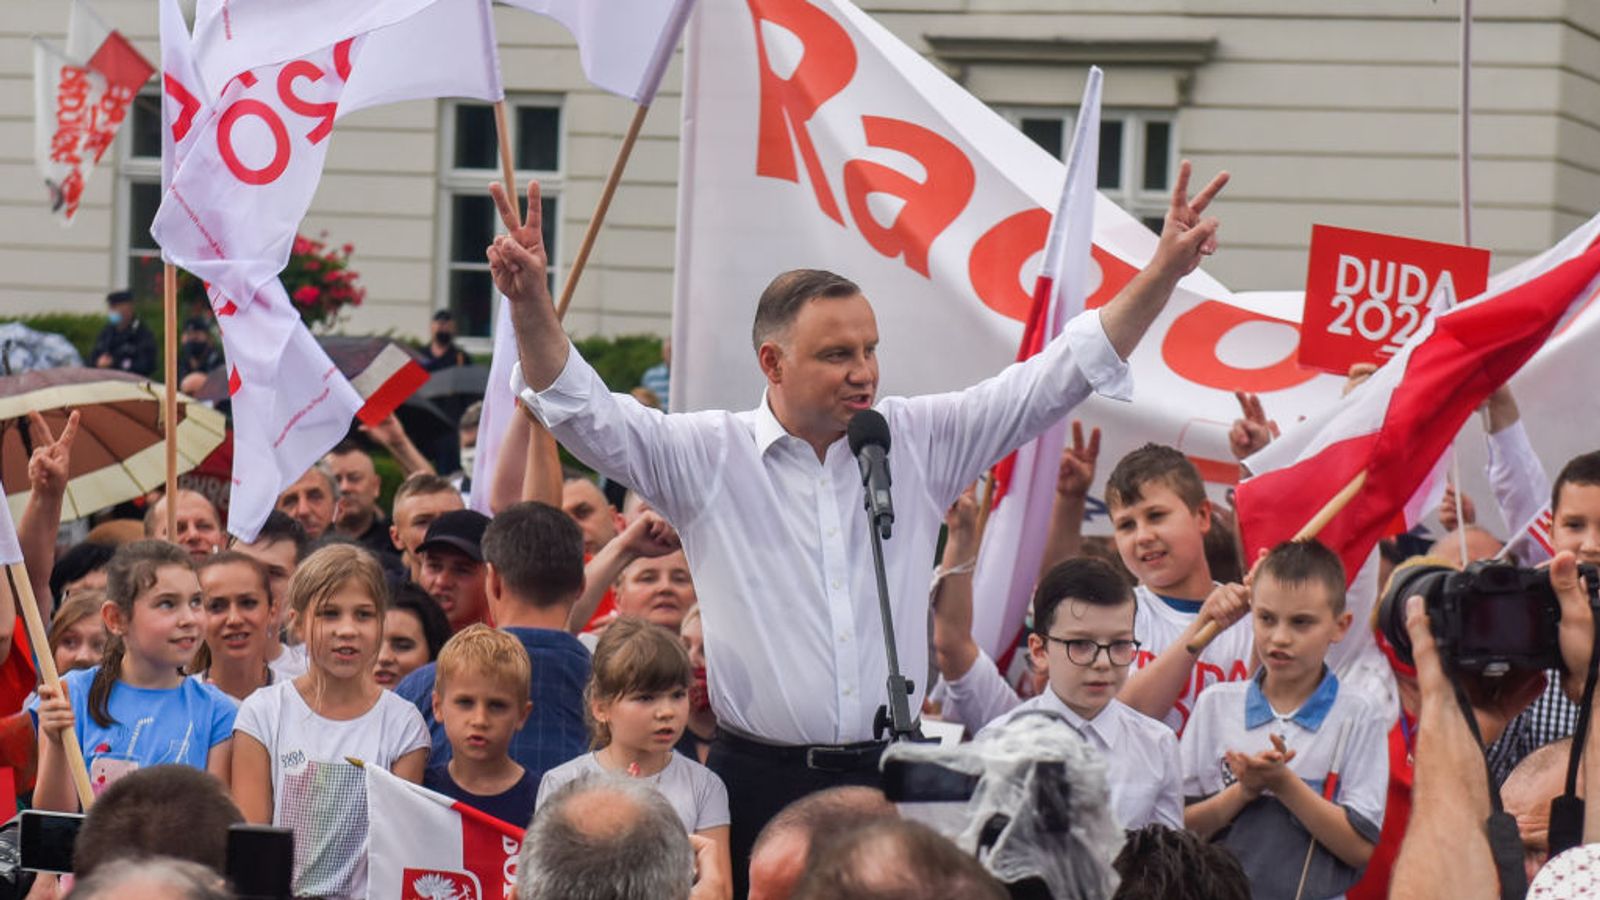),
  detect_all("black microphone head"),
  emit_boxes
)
[848,409,891,457]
